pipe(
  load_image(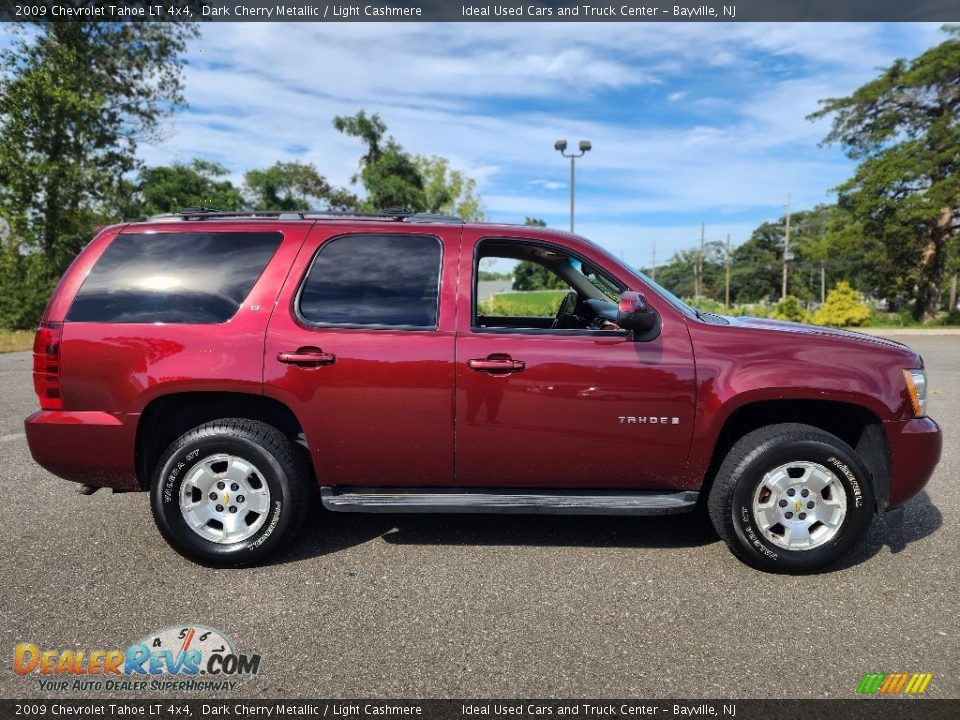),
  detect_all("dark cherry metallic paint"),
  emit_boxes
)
[24,218,942,512]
